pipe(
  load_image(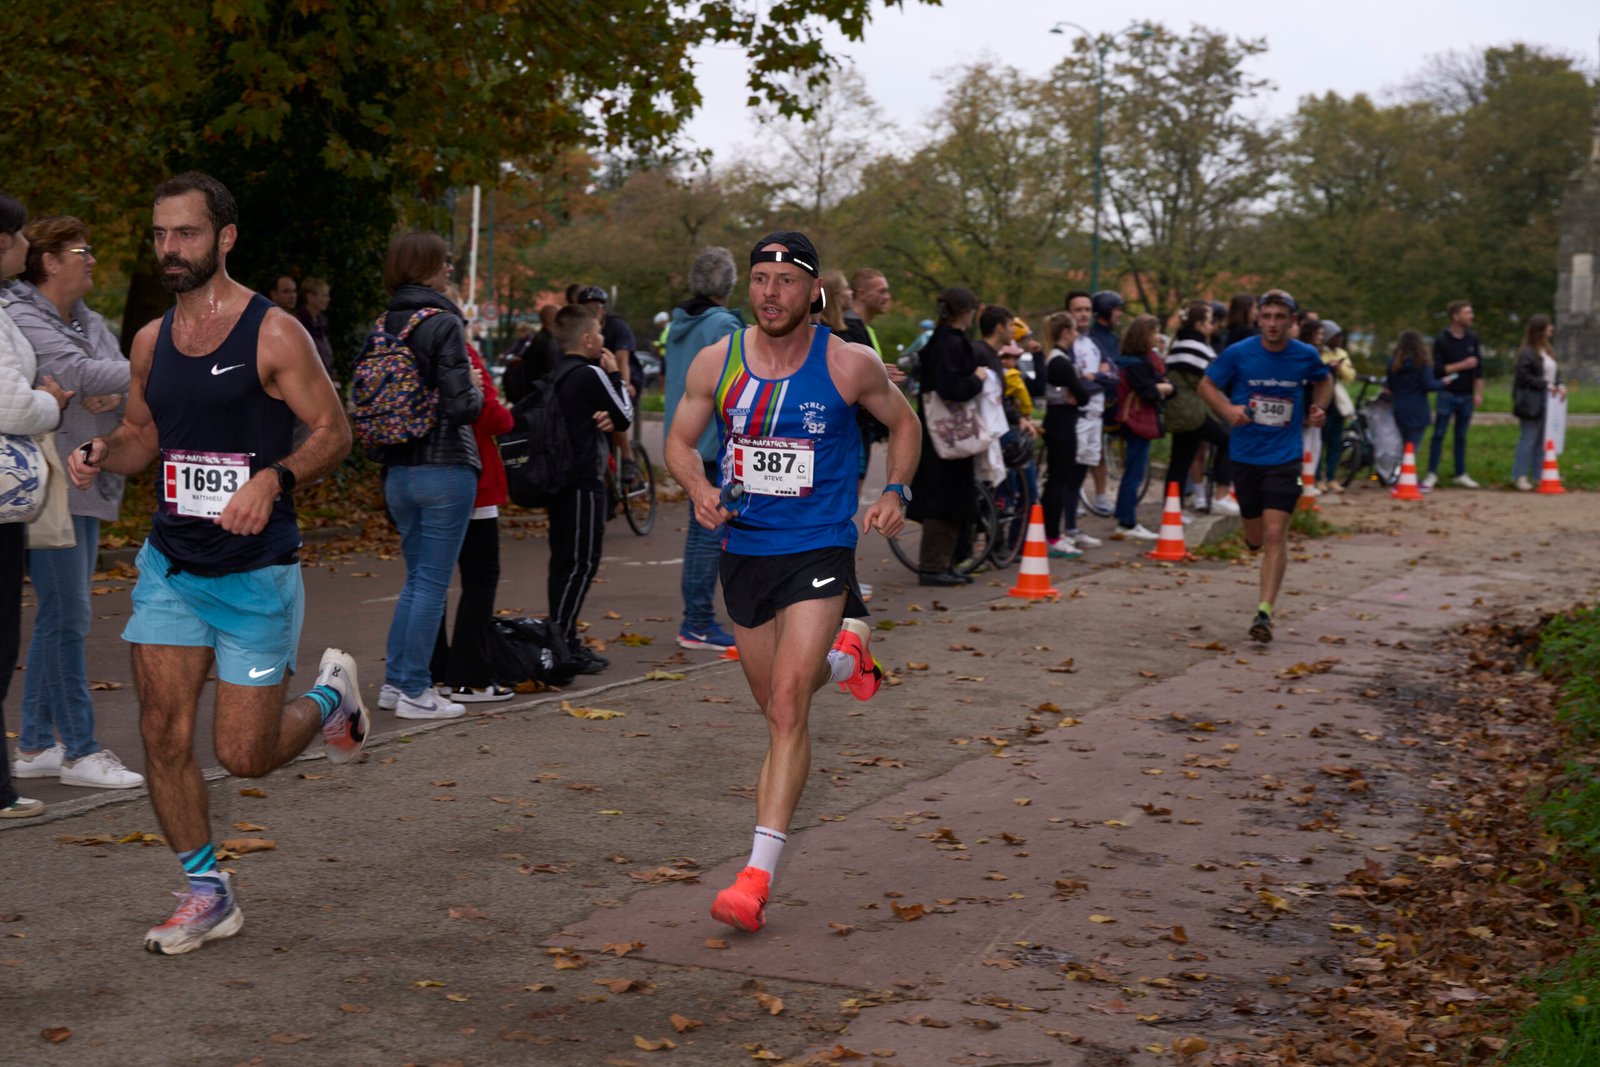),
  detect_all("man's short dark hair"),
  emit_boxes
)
[0,192,25,236]
[978,305,1013,339]
[1448,299,1471,318]
[1064,289,1092,309]
[153,172,238,232]
[552,304,596,353]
